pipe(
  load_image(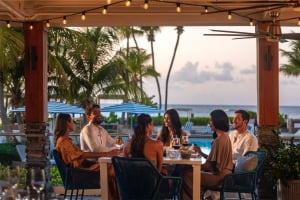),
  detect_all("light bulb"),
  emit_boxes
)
[62,16,67,25]
[125,0,131,7]
[298,18,300,26]
[29,24,34,30]
[144,0,149,10]
[176,3,181,13]
[6,21,11,28]
[81,12,86,21]
[102,6,108,15]
[107,0,111,4]
[205,6,208,13]
[46,20,50,28]
[249,19,254,26]
[227,11,232,20]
